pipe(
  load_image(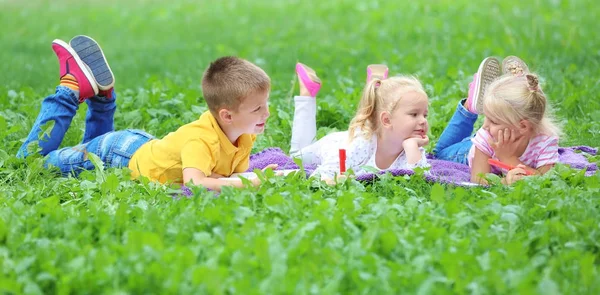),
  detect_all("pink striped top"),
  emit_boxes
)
[468,128,559,174]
